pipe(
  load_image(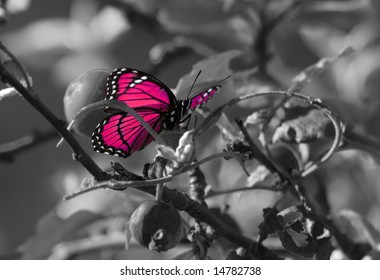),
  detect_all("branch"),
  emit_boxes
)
[71,170,280,259]
[0,63,107,180]
[64,151,248,200]
[162,185,280,259]
[205,183,283,199]
[235,118,290,179]
[341,127,380,163]
[0,129,58,162]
